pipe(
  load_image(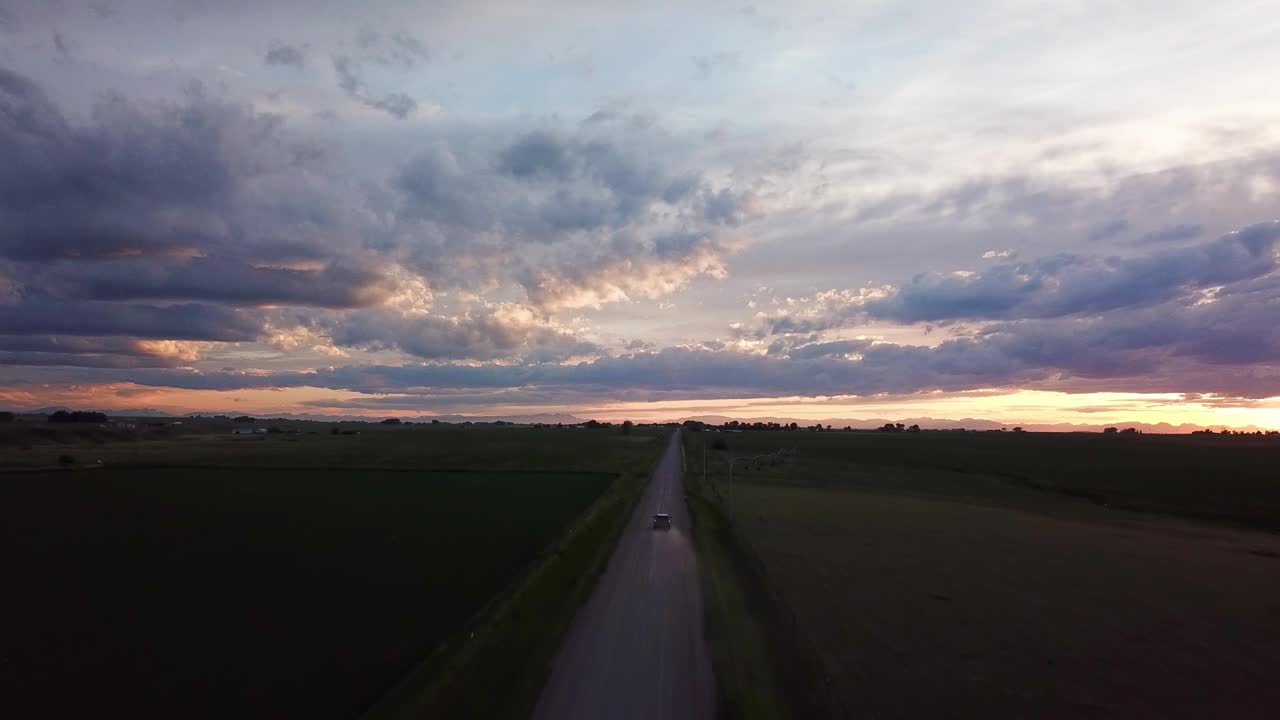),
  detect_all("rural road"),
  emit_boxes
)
[533,429,716,720]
